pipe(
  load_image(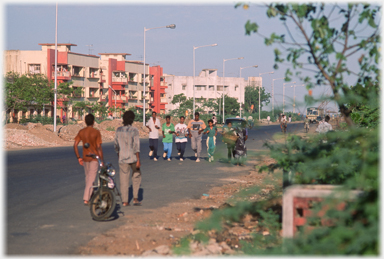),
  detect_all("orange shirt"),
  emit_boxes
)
[74,126,102,162]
